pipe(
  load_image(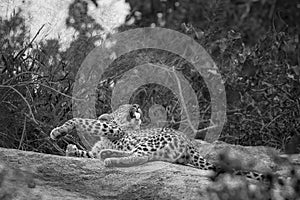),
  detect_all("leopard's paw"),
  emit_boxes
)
[50,127,60,140]
[100,149,112,160]
[104,158,112,167]
[66,144,79,157]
